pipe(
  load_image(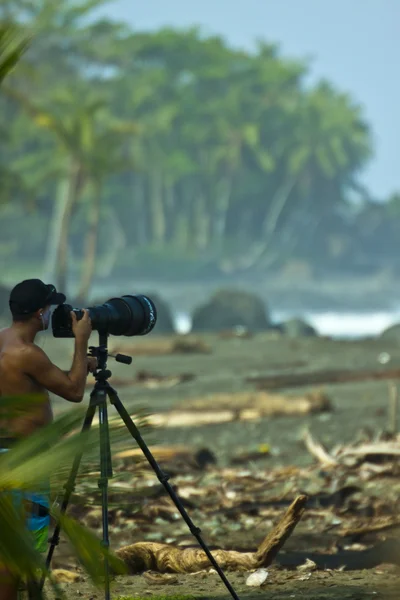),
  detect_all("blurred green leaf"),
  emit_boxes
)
[0,24,30,84]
